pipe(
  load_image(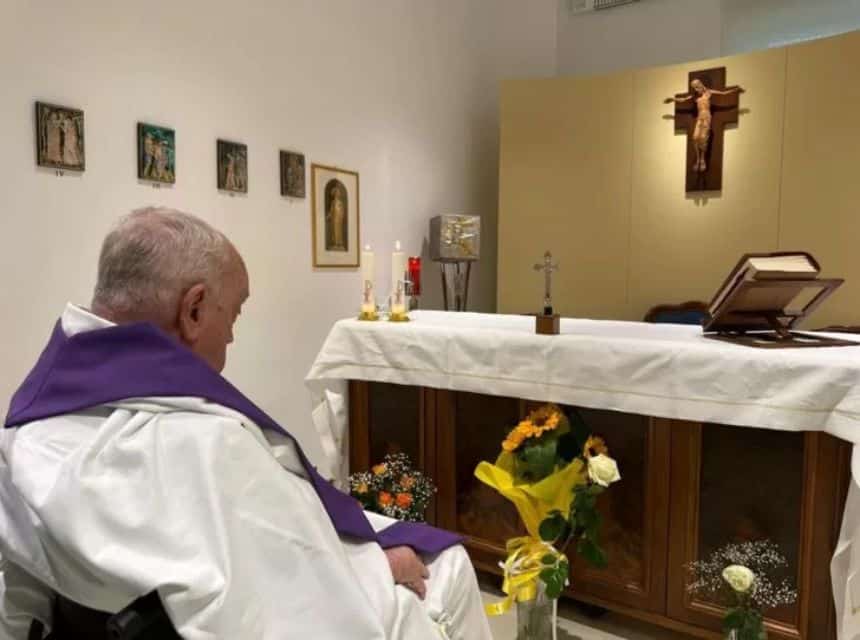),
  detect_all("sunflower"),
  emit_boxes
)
[528,405,562,435]
[583,436,609,459]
